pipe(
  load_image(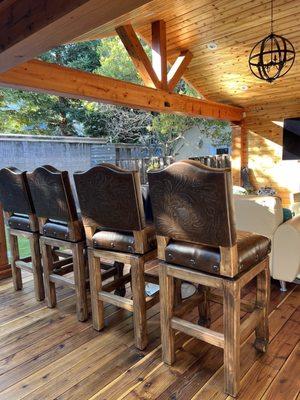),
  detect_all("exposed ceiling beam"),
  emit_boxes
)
[116,24,160,89]
[151,20,168,90]
[0,0,153,72]
[0,60,244,122]
[168,50,193,92]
